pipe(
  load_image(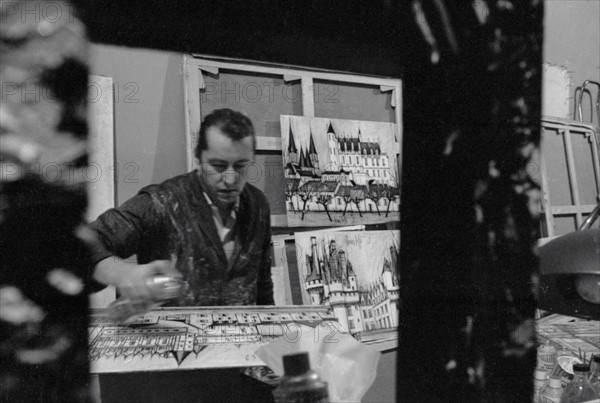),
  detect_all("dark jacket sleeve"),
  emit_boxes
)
[256,207,274,305]
[89,193,161,263]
